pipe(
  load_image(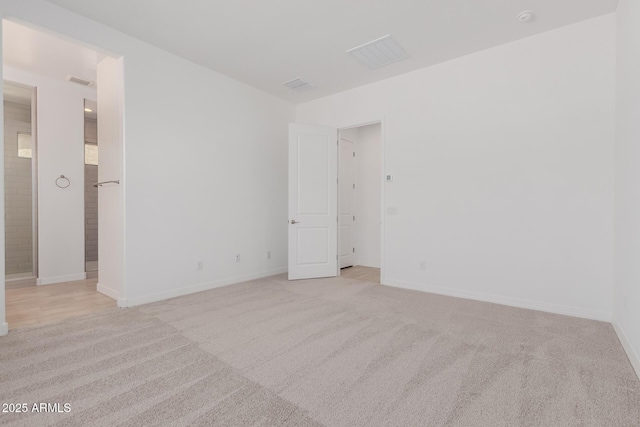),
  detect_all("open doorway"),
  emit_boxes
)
[84,100,98,276]
[338,123,382,283]
[3,81,37,290]
[2,19,123,330]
